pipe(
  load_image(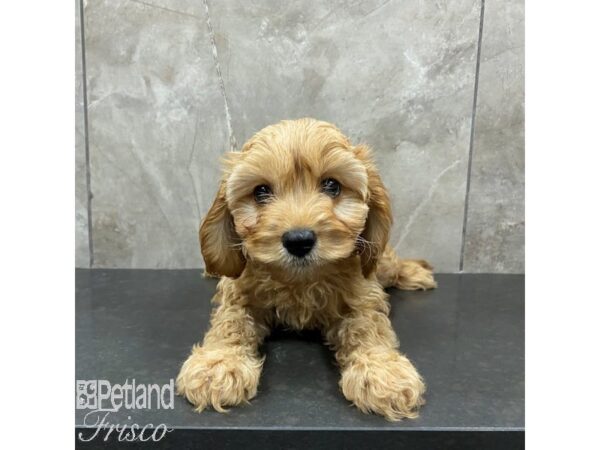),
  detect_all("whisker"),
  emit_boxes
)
[356,236,375,261]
